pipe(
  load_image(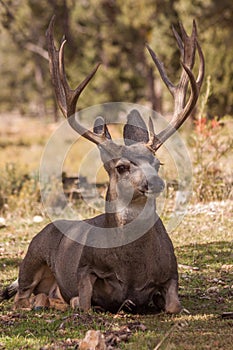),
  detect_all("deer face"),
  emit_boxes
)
[114,144,165,201]
[93,110,165,204]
